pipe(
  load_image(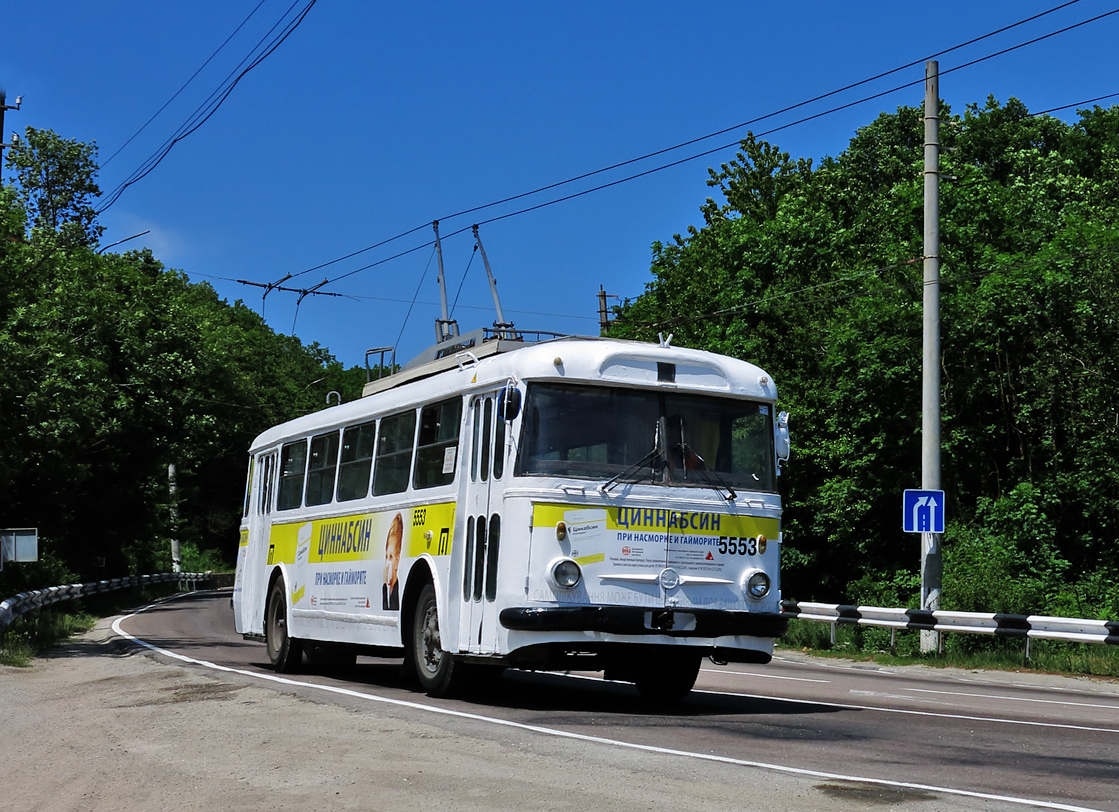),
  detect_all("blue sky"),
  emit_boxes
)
[3,1,1116,367]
